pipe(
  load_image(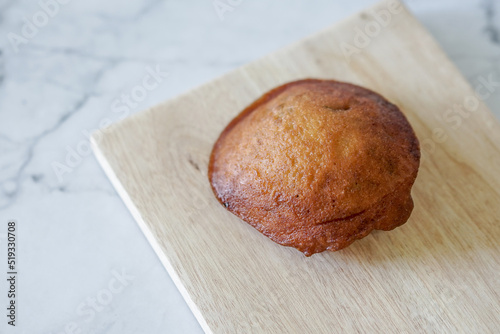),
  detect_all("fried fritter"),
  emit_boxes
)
[209,79,420,256]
